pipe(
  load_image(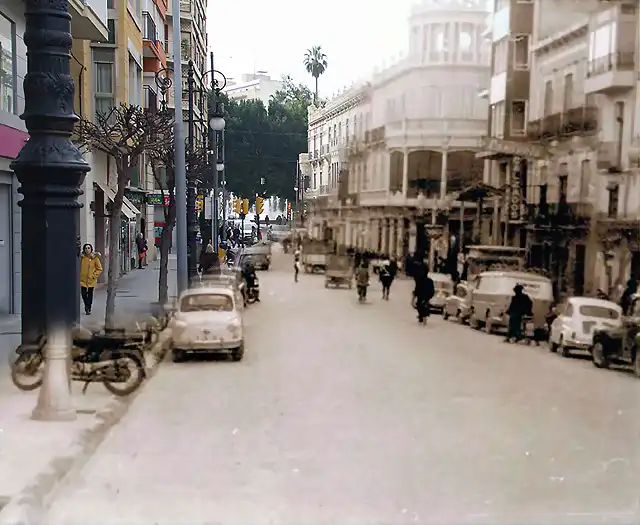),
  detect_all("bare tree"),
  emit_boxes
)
[148,132,210,305]
[75,104,173,329]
